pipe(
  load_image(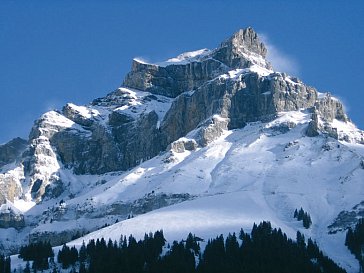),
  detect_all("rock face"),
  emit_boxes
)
[306,111,320,137]
[0,167,23,204]
[329,200,364,233]
[160,71,318,145]
[315,93,347,122]
[211,27,270,69]
[0,210,24,229]
[54,90,171,175]
[0,138,27,168]
[0,27,360,207]
[123,27,270,98]
[123,57,227,98]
